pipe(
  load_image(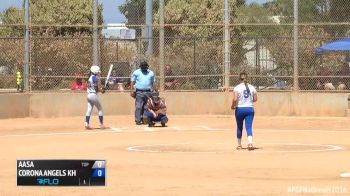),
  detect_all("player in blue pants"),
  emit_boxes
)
[231,72,258,151]
[144,95,168,127]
